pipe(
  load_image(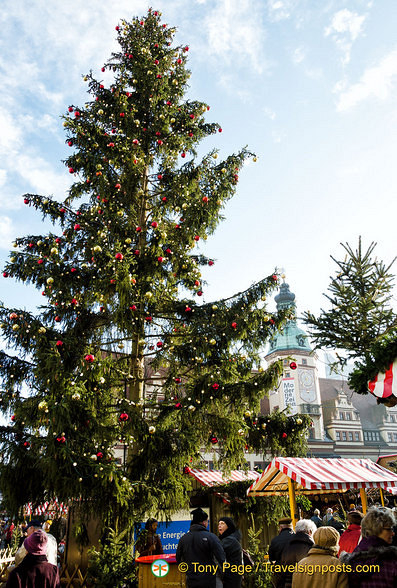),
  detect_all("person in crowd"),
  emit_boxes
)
[323,507,333,524]
[136,518,163,556]
[292,526,348,588]
[6,529,60,588]
[278,519,316,588]
[4,521,15,547]
[218,517,242,588]
[176,508,225,588]
[347,507,397,587]
[338,510,363,555]
[14,520,58,567]
[310,509,323,528]
[328,506,345,536]
[268,517,294,563]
